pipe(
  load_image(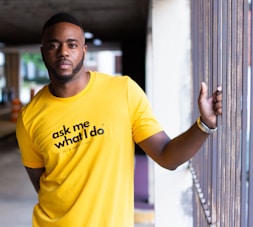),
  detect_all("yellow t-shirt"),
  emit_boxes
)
[16,71,163,227]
